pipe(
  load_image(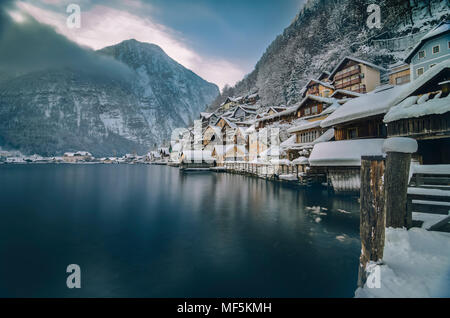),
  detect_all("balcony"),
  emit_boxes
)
[334,66,361,81]
[335,77,362,90]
